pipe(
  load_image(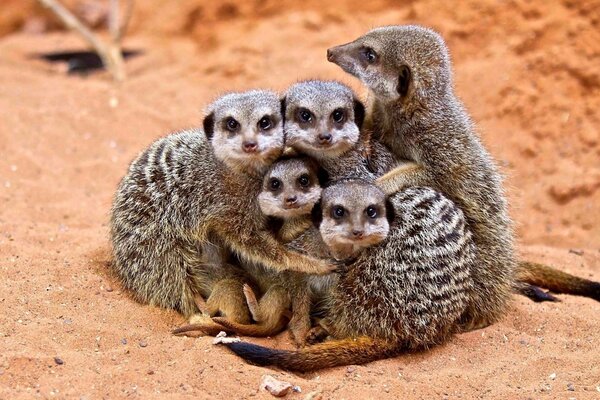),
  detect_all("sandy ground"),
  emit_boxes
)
[1,0,599,399]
